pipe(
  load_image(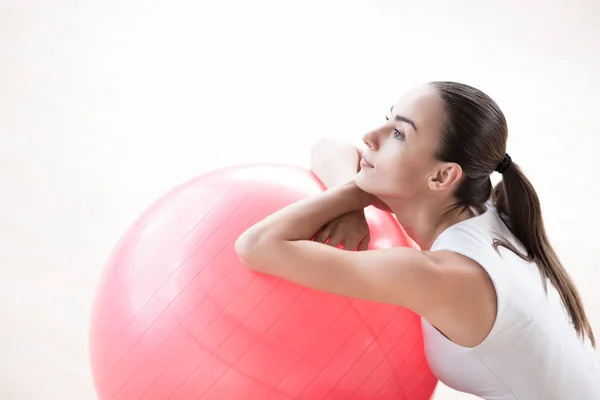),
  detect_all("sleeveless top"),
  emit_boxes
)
[421,203,600,400]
